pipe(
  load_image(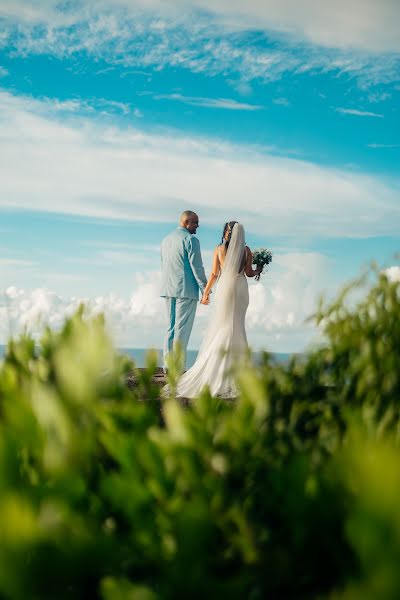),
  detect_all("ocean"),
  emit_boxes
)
[0,345,292,368]
[121,348,292,368]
